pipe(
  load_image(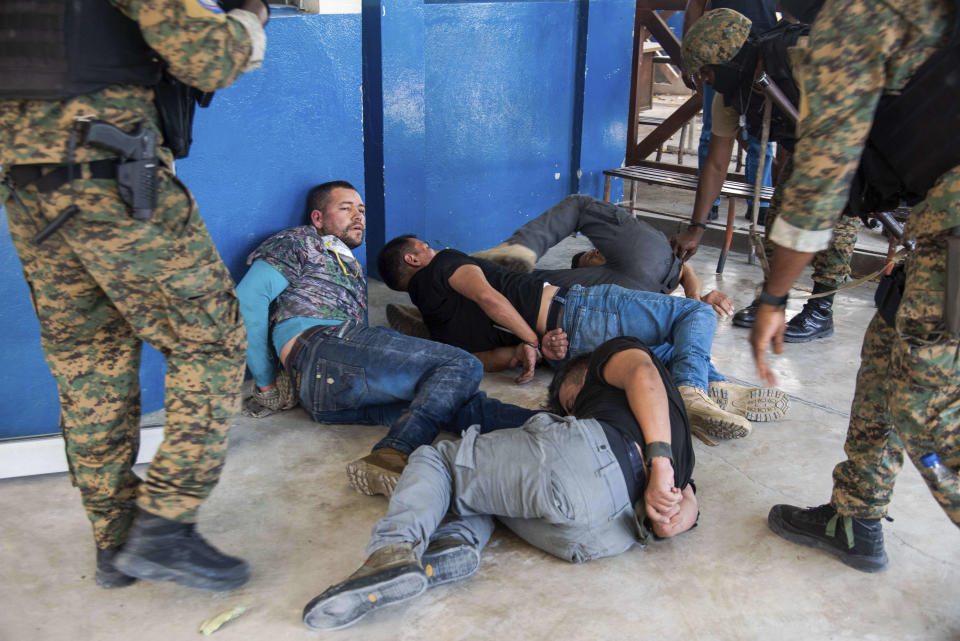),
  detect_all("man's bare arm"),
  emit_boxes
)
[448,264,541,383]
[672,132,736,261]
[601,349,682,522]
